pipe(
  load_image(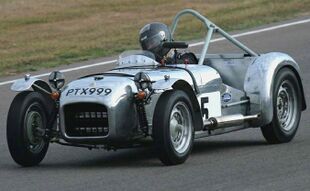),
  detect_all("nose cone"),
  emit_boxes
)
[60,76,137,107]
[58,75,139,144]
